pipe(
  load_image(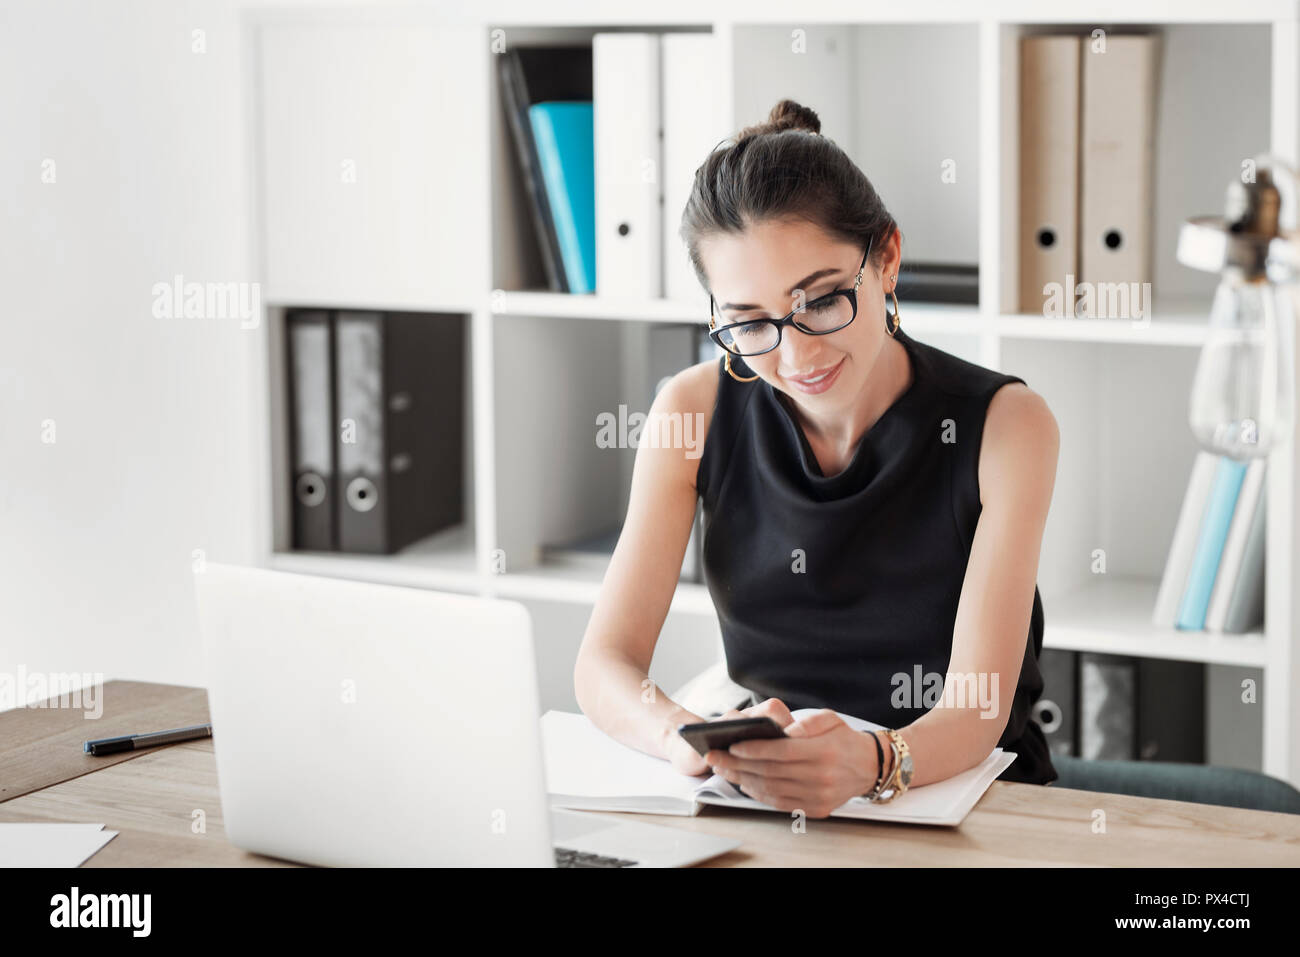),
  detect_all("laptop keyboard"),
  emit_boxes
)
[554,846,639,868]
